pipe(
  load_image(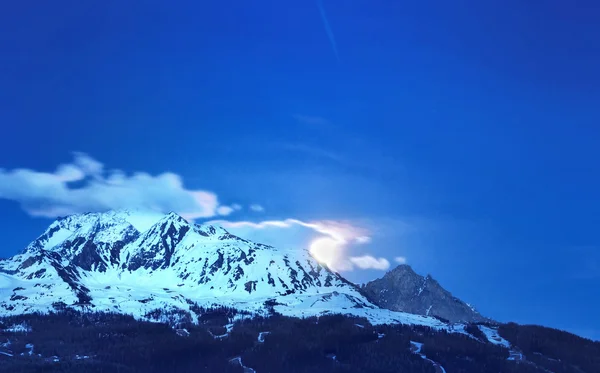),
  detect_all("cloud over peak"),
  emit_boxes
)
[350,256,390,270]
[1,154,401,273]
[211,218,394,272]
[394,256,407,264]
[0,153,235,219]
